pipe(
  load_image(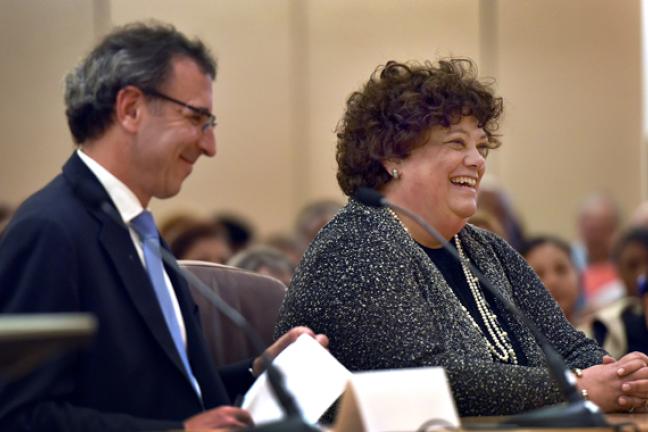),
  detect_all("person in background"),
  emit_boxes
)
[573,194,624,309]
[228,245,295,286]
[521,236,582,325]
[294,199,343,251]
[275,58,648,417]
[585,228,648,358]
[629,201,648,229]
[214,212,256,255]
[159,211,197,243]
[265,233,304,268]
[477,178,526,251]
[468,209,506,240]
[169,218,232,263]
